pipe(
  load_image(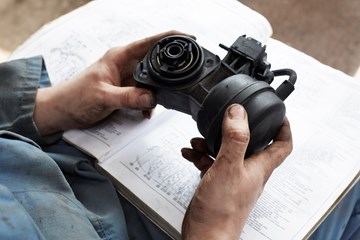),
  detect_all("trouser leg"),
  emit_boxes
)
[309,181,360,240]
